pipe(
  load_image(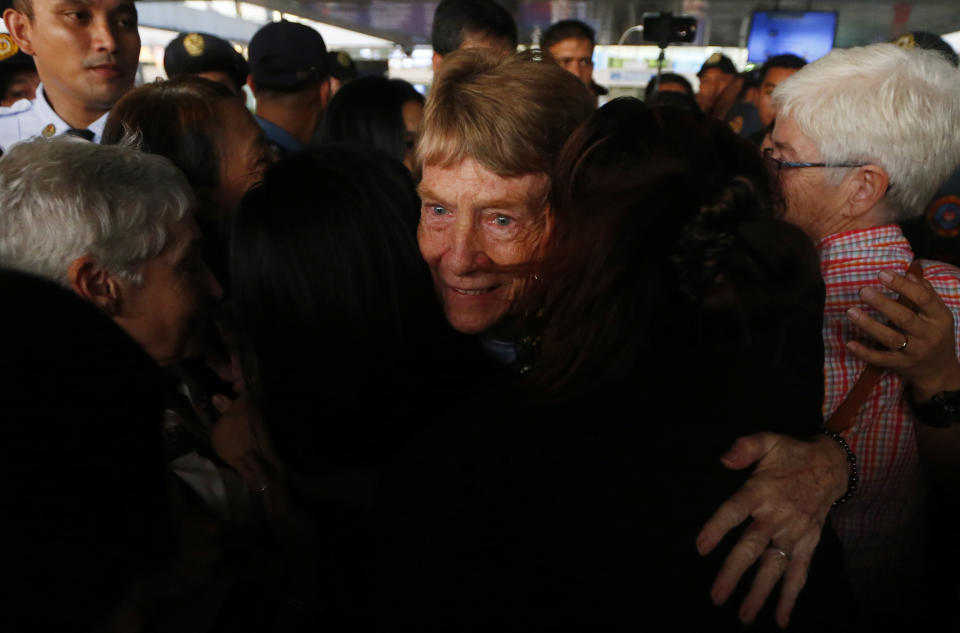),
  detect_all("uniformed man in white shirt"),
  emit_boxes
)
[0,0,139,150]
